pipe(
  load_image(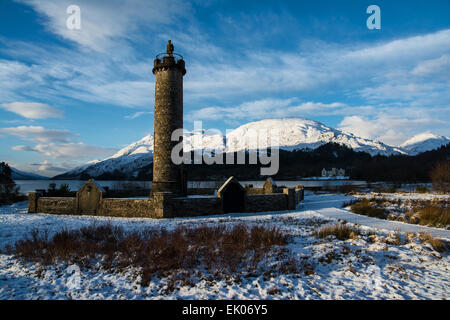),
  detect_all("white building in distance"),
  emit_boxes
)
[322,168,345,177]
